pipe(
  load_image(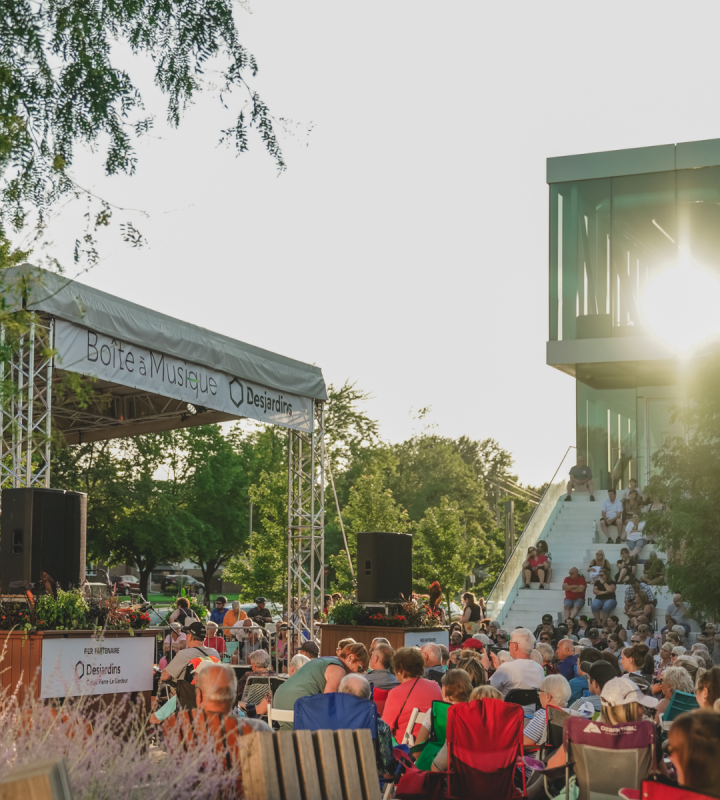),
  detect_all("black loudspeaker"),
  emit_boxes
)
[356,531,412,603]
[0,488,87,593]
